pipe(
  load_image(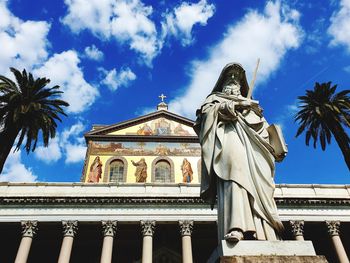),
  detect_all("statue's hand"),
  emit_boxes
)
[238,100,252,108]
[218,101,237,121]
